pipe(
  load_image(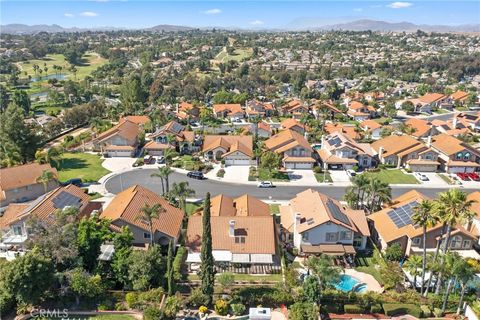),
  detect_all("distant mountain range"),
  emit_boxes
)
[1,20,479,34]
